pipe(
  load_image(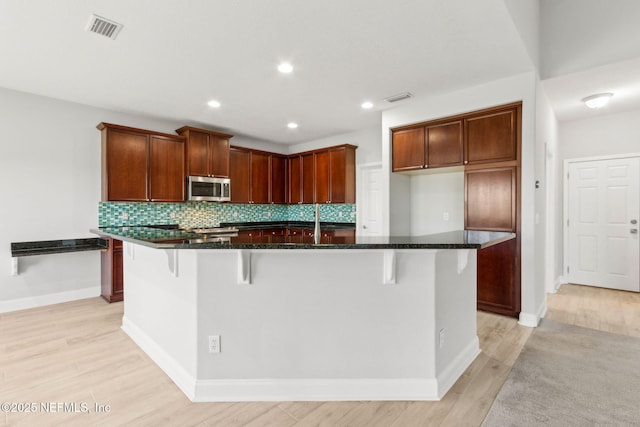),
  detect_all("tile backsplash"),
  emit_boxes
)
[99,202,356,228]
